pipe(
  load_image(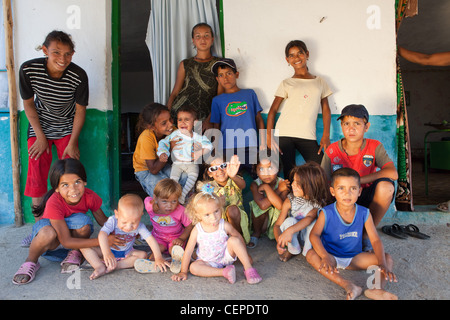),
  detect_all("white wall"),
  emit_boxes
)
[13,0,112,111]
[222,0,397,115]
